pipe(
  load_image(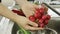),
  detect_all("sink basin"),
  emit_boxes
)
[12,17,60,34]
[47,17,60,34]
